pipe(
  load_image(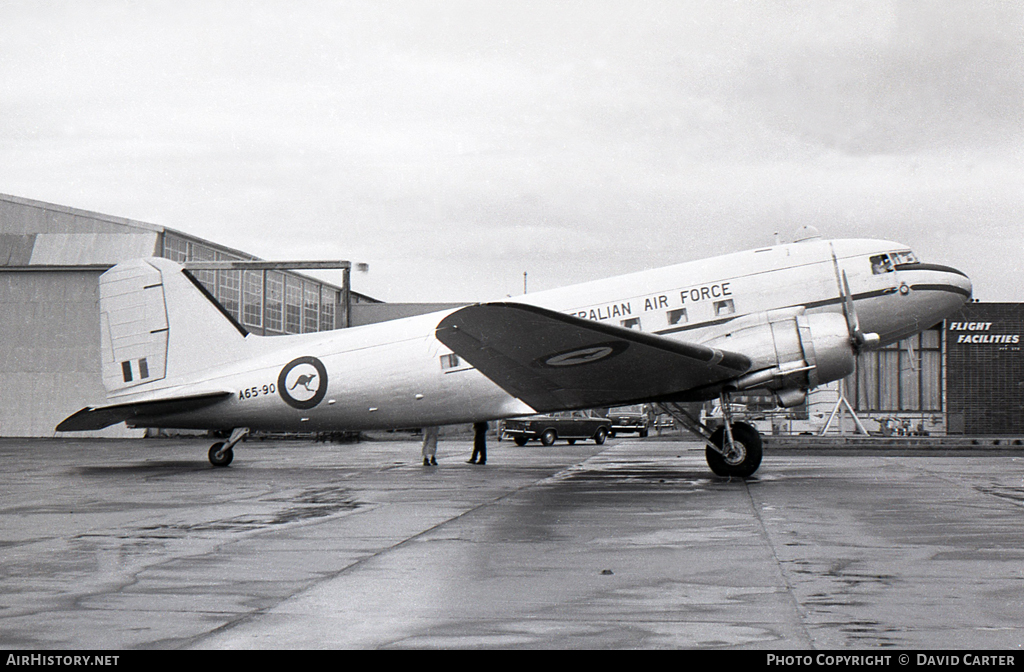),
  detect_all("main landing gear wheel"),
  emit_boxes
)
[208,442,234,467]
[706,422,762,478]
